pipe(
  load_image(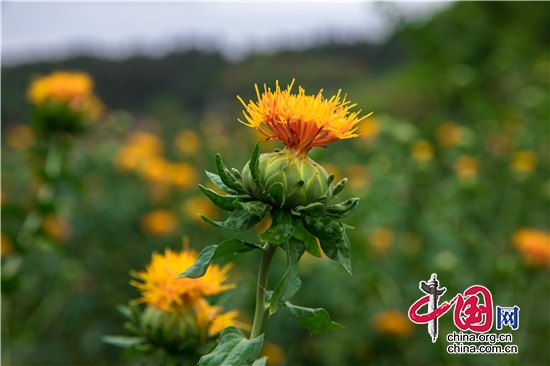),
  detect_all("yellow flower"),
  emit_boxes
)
[126,131,164,155]
[238,80,371,155]
[369,228,394,254]
[141,210,178,236]
[436,122,463,148]
[453,155,480,179]
[175,130,201,156]
[259,342,286,366]
[510,150,538,173]
[131,247,235,313]
[140,157,170,184]
[513,228,550,267]
[357,117,381,141]
[6,124,35,150]
[195,300,249,337]
[42,214,72,242]
[169,163,198,190]
[28,71,93,105]
[373,310,413,337]
[411,140,435,162]
[183,197,218,225]
[115,146,149,172]
[1,233,14,258]
[27,71,103,119]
